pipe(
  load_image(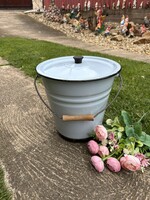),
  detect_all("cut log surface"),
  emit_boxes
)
[0,62,150,200]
